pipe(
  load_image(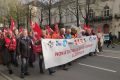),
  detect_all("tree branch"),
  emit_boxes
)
[67,6,77,17]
